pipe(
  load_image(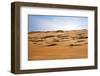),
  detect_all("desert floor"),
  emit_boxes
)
[28,29,88,60]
